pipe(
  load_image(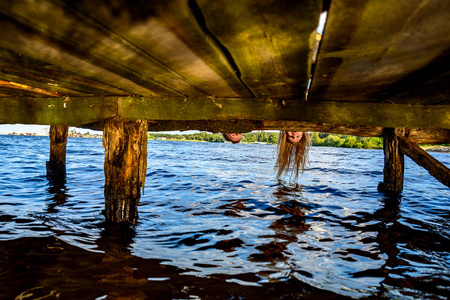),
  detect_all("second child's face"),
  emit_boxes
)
[286,131,303,144]
[226,133,242,143]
